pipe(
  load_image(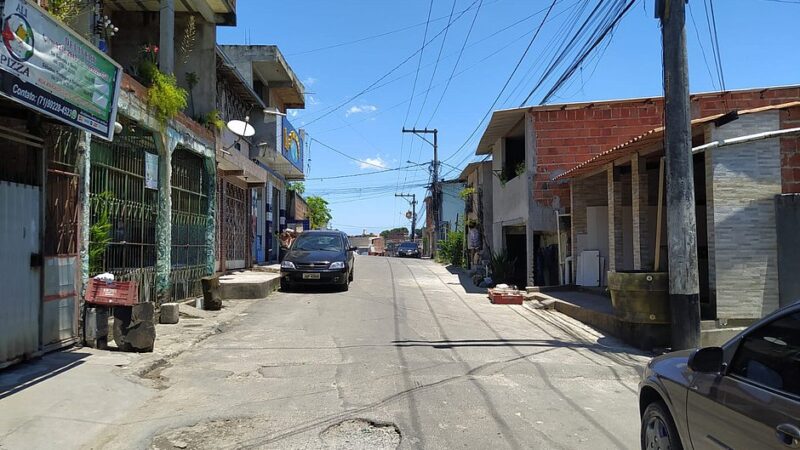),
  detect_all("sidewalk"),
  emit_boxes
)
[0,297,257,449]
